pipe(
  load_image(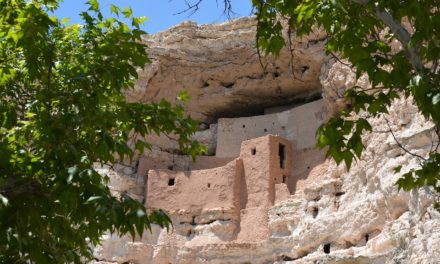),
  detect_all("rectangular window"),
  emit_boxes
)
[279,144,285,168]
